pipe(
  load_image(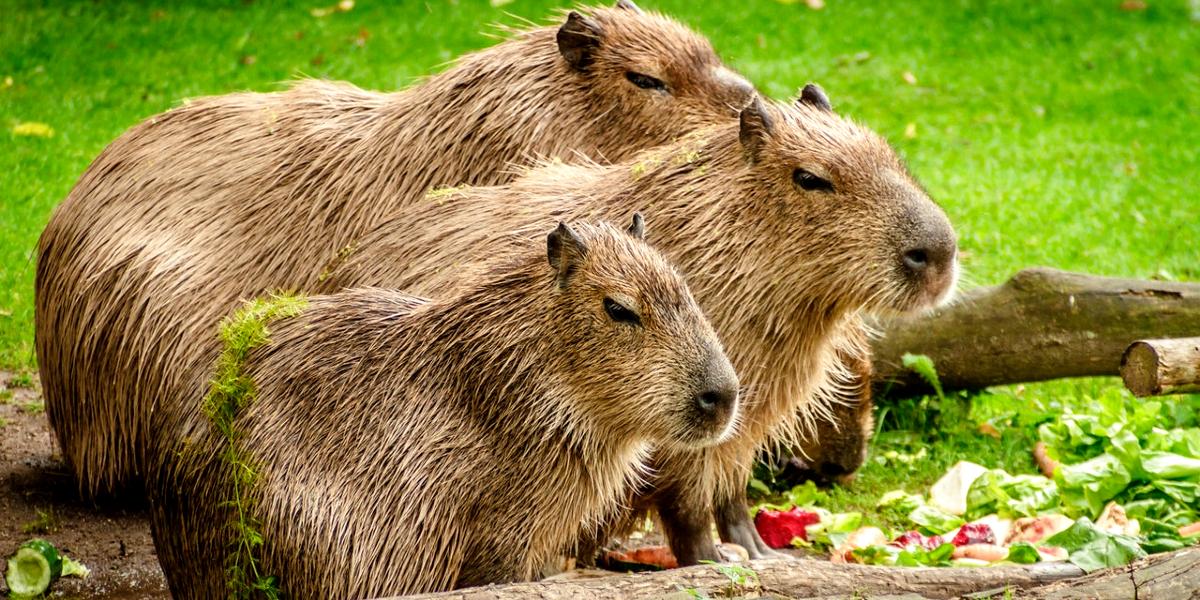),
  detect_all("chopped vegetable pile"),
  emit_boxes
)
[753,392,1200,572]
